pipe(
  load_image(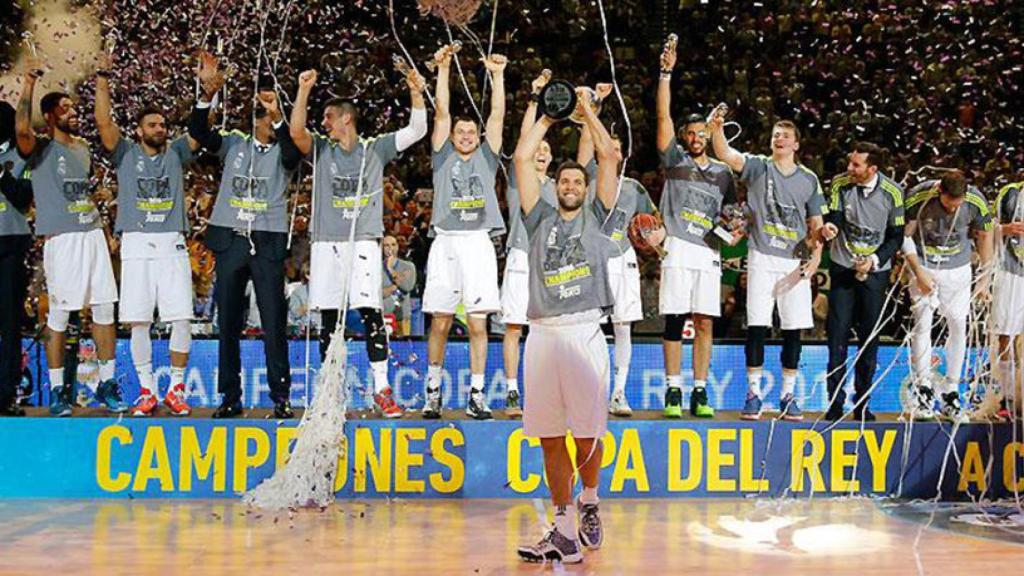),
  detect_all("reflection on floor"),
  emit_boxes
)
[0,498,1021,575]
